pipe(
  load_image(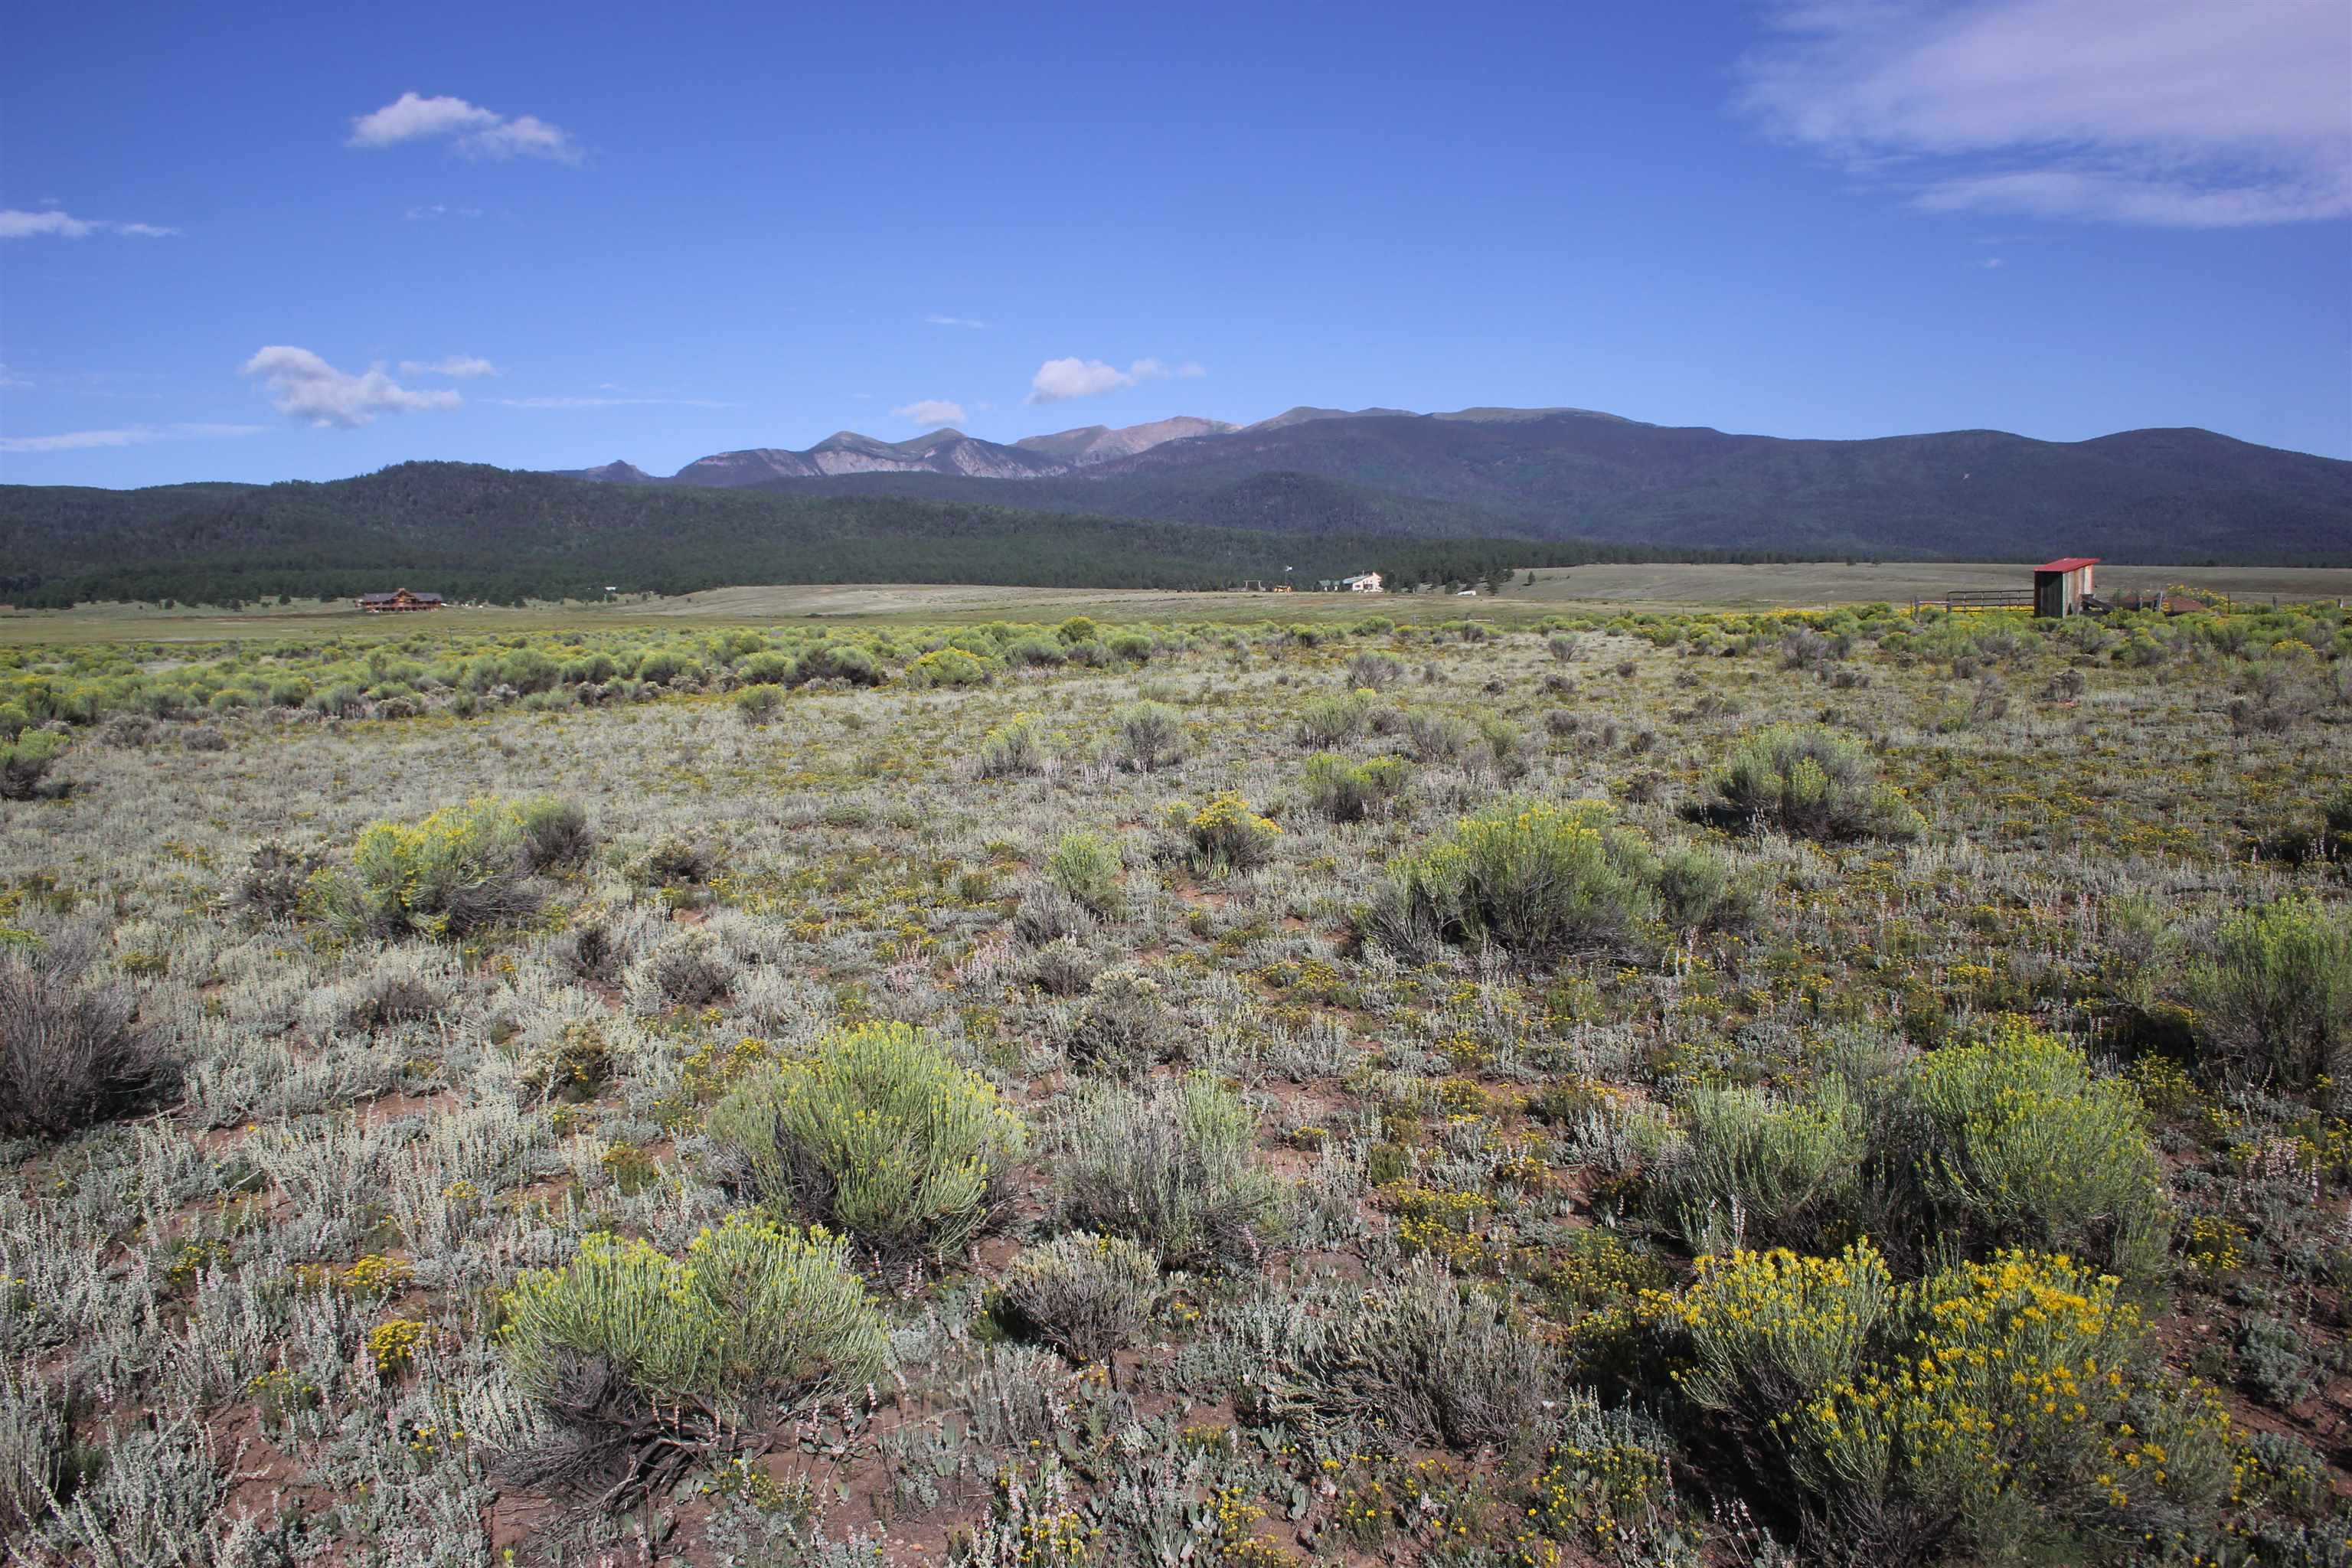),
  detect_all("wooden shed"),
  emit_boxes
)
[2033,557,2099,619]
